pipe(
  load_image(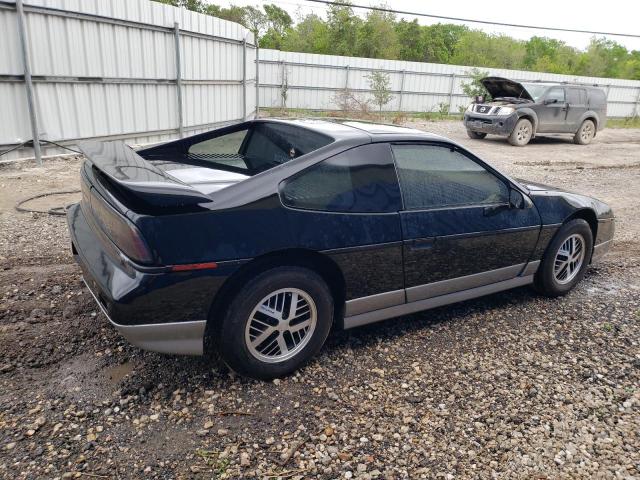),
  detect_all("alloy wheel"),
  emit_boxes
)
[245,288,317,363]
[553,233,585,284]
[516,123,531,143]
[581,122,594,142]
